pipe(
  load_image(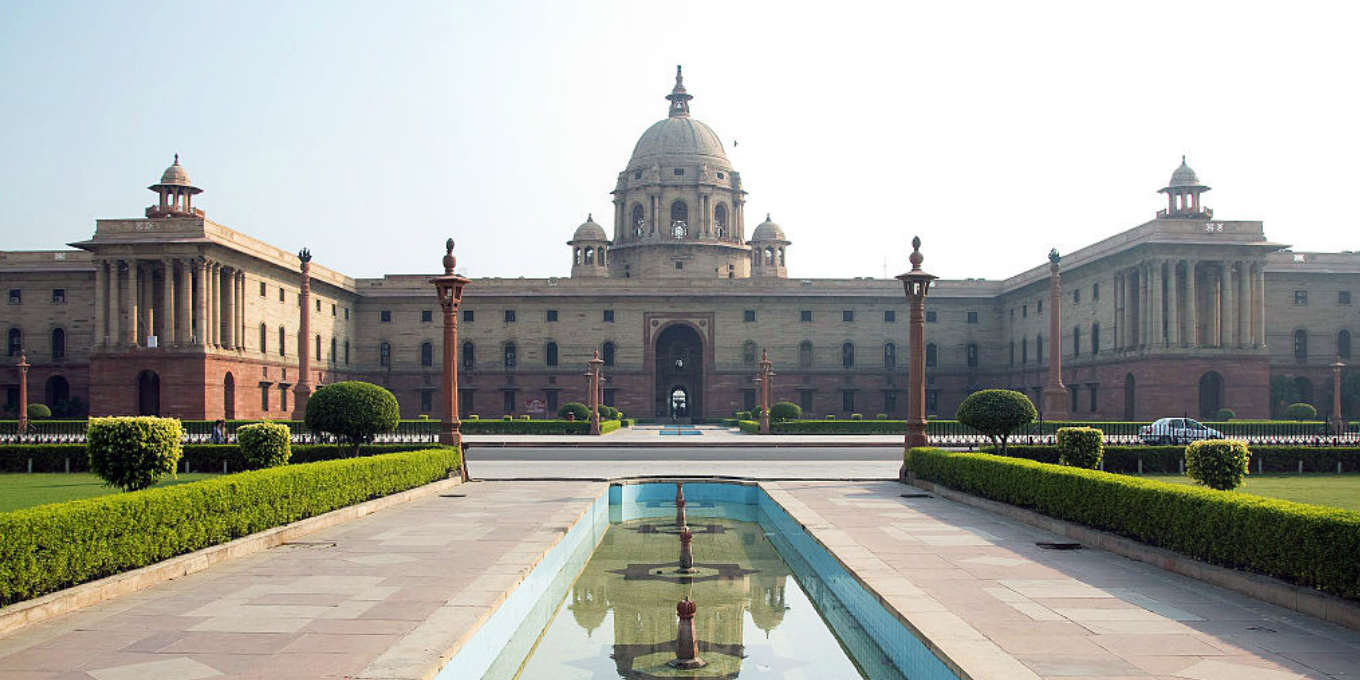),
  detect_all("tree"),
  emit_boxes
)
[558,402,591,421]
[956,389,1036,455]
[769,401,802,422]
[237,422,292,469]
[1283,402,1317,421]
[304,382,399,455]
[1185,439,1250,490]
[87,417,183,491]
